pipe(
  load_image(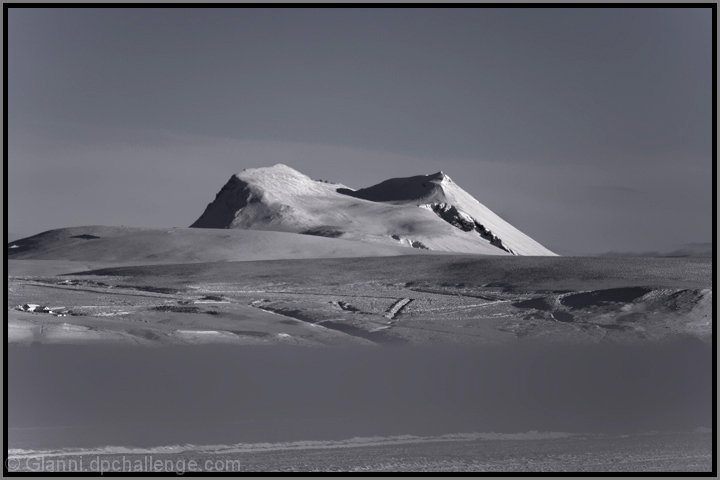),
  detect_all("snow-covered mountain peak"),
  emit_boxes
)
[191,165,556,256]
[233,164,346,194]
[429,171,450,182]
[237,163,307,180]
